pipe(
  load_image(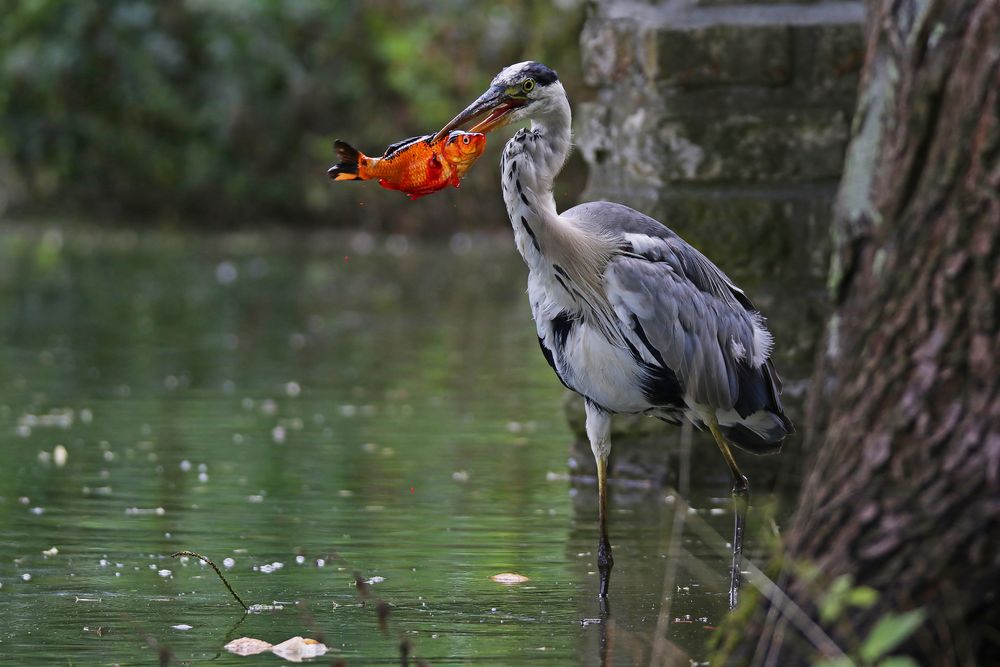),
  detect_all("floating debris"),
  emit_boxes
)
[215,261,238,285]
[255,562,285,574]
[172,624,192,631]
[18,408,75,430]
[490,572,530,585]
[42,546,59,557]
[225,637,272,656]
[53,444,68,467]
[271,636,328,662]
[365,576,385,585]
[125,507,166,516]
